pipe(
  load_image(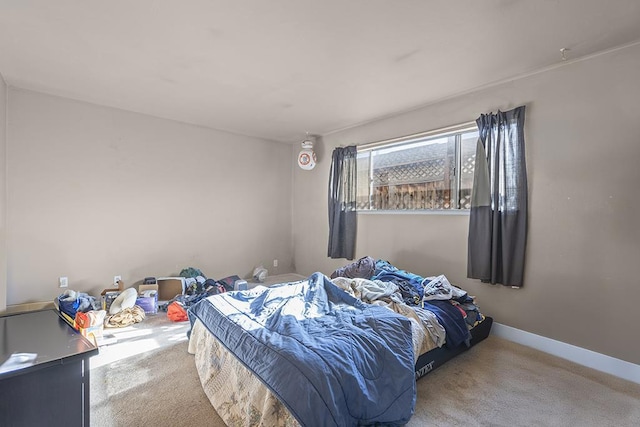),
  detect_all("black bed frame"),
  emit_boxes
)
[414,316,493,380]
